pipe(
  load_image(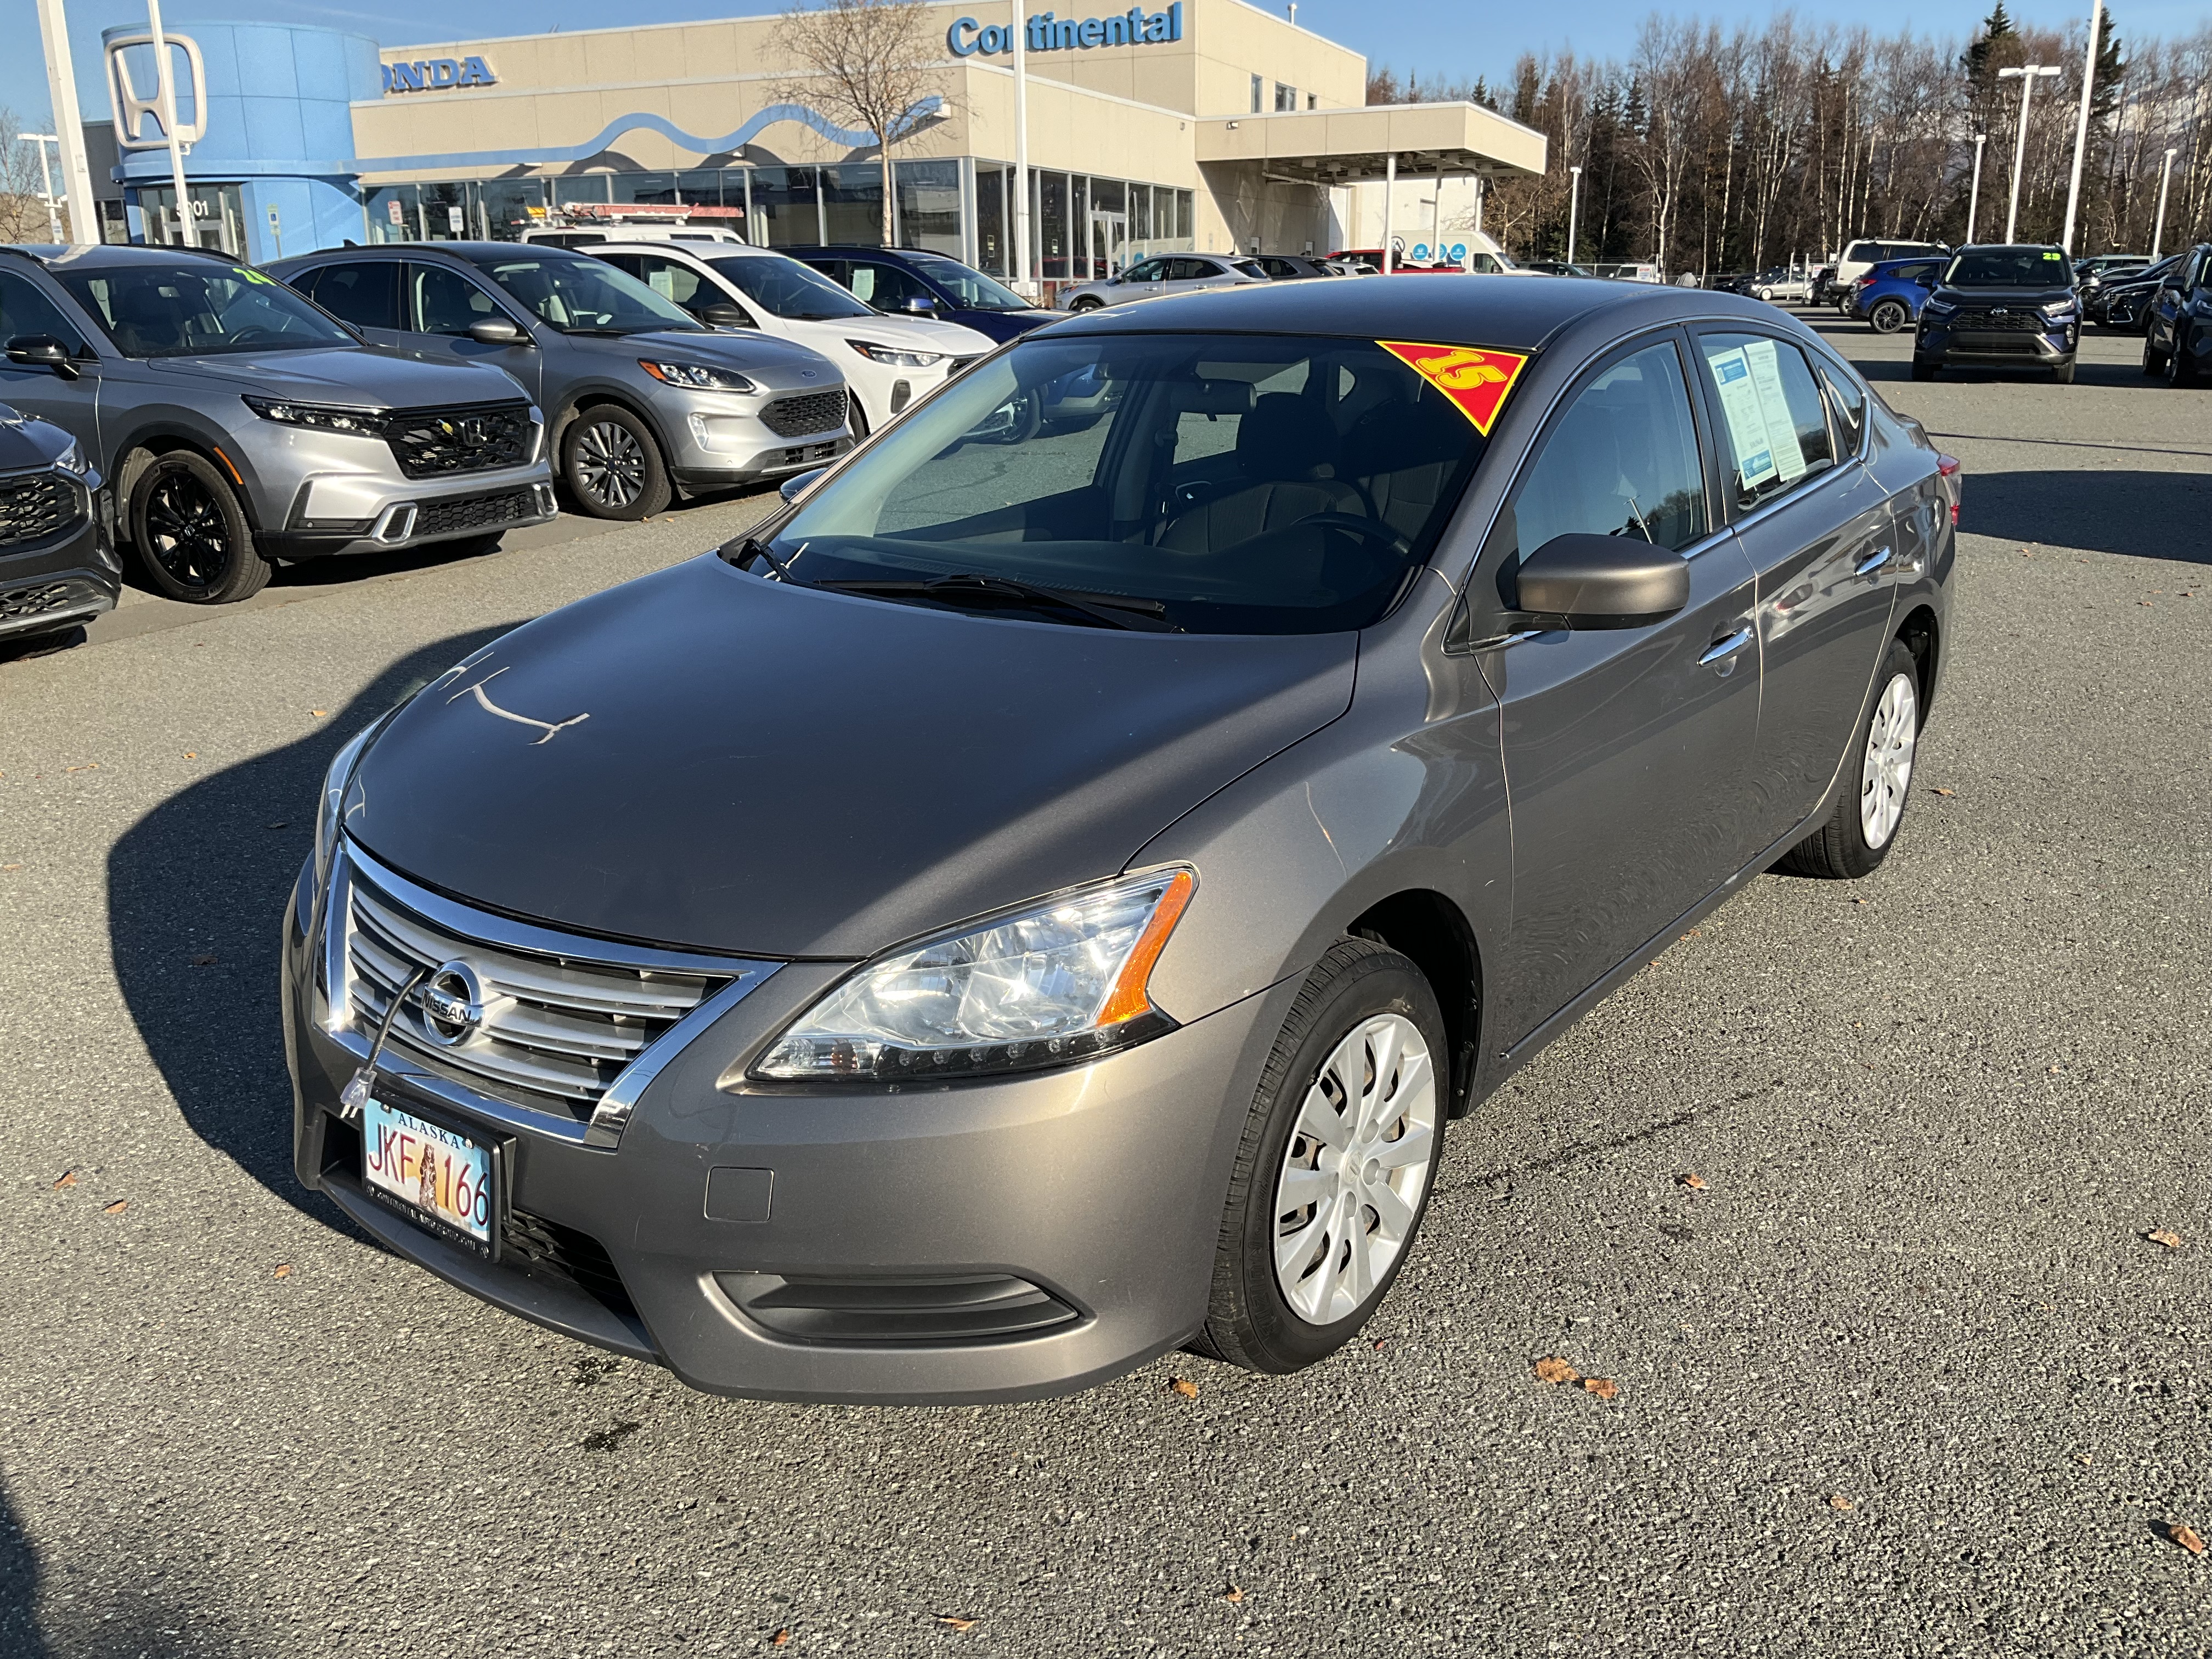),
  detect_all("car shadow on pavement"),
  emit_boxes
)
[106,628,511,1218]
[1,1479,48,1659]
[1963,468,2212,565]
